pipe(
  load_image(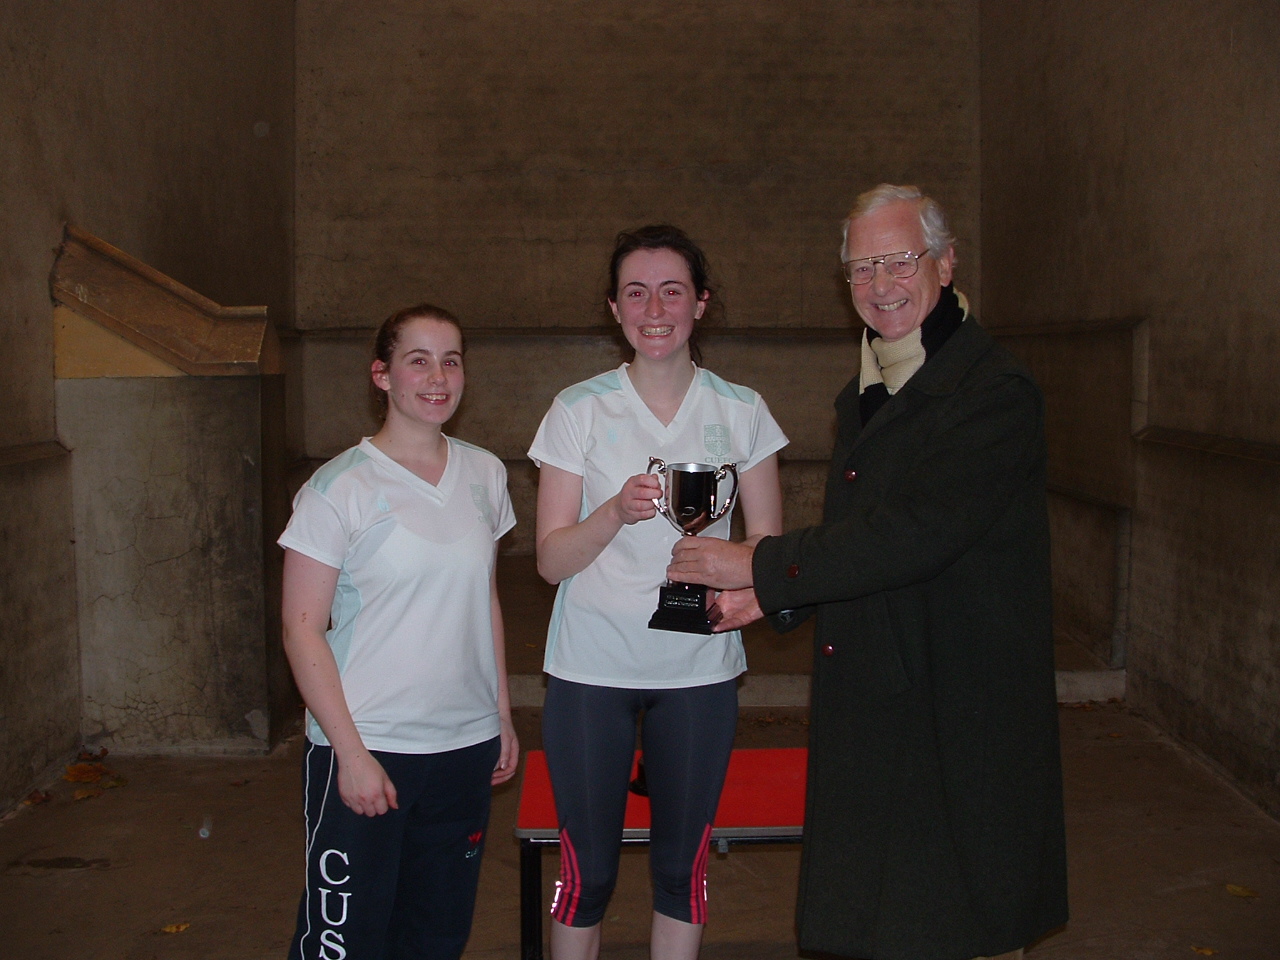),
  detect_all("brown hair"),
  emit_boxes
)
[606,224,719,365]
[371,303,464,417]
